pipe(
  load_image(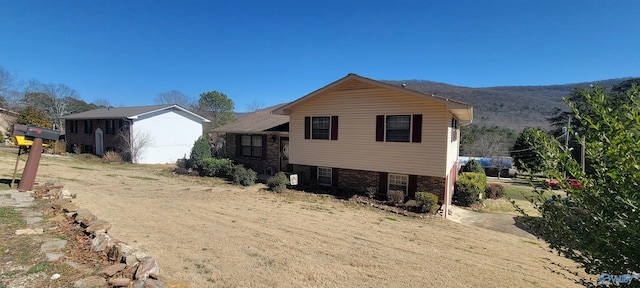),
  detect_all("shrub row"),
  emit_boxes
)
[484,183,505,199]
[415,192,439,213]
